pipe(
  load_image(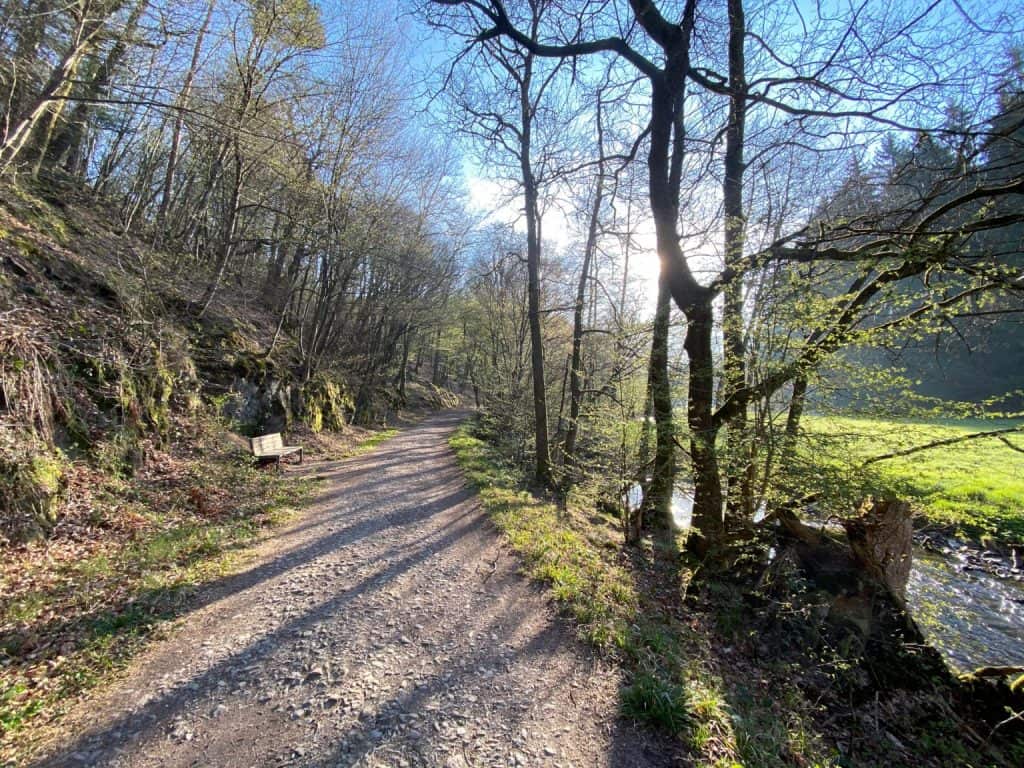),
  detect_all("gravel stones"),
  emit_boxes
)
[37,412,681,768]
